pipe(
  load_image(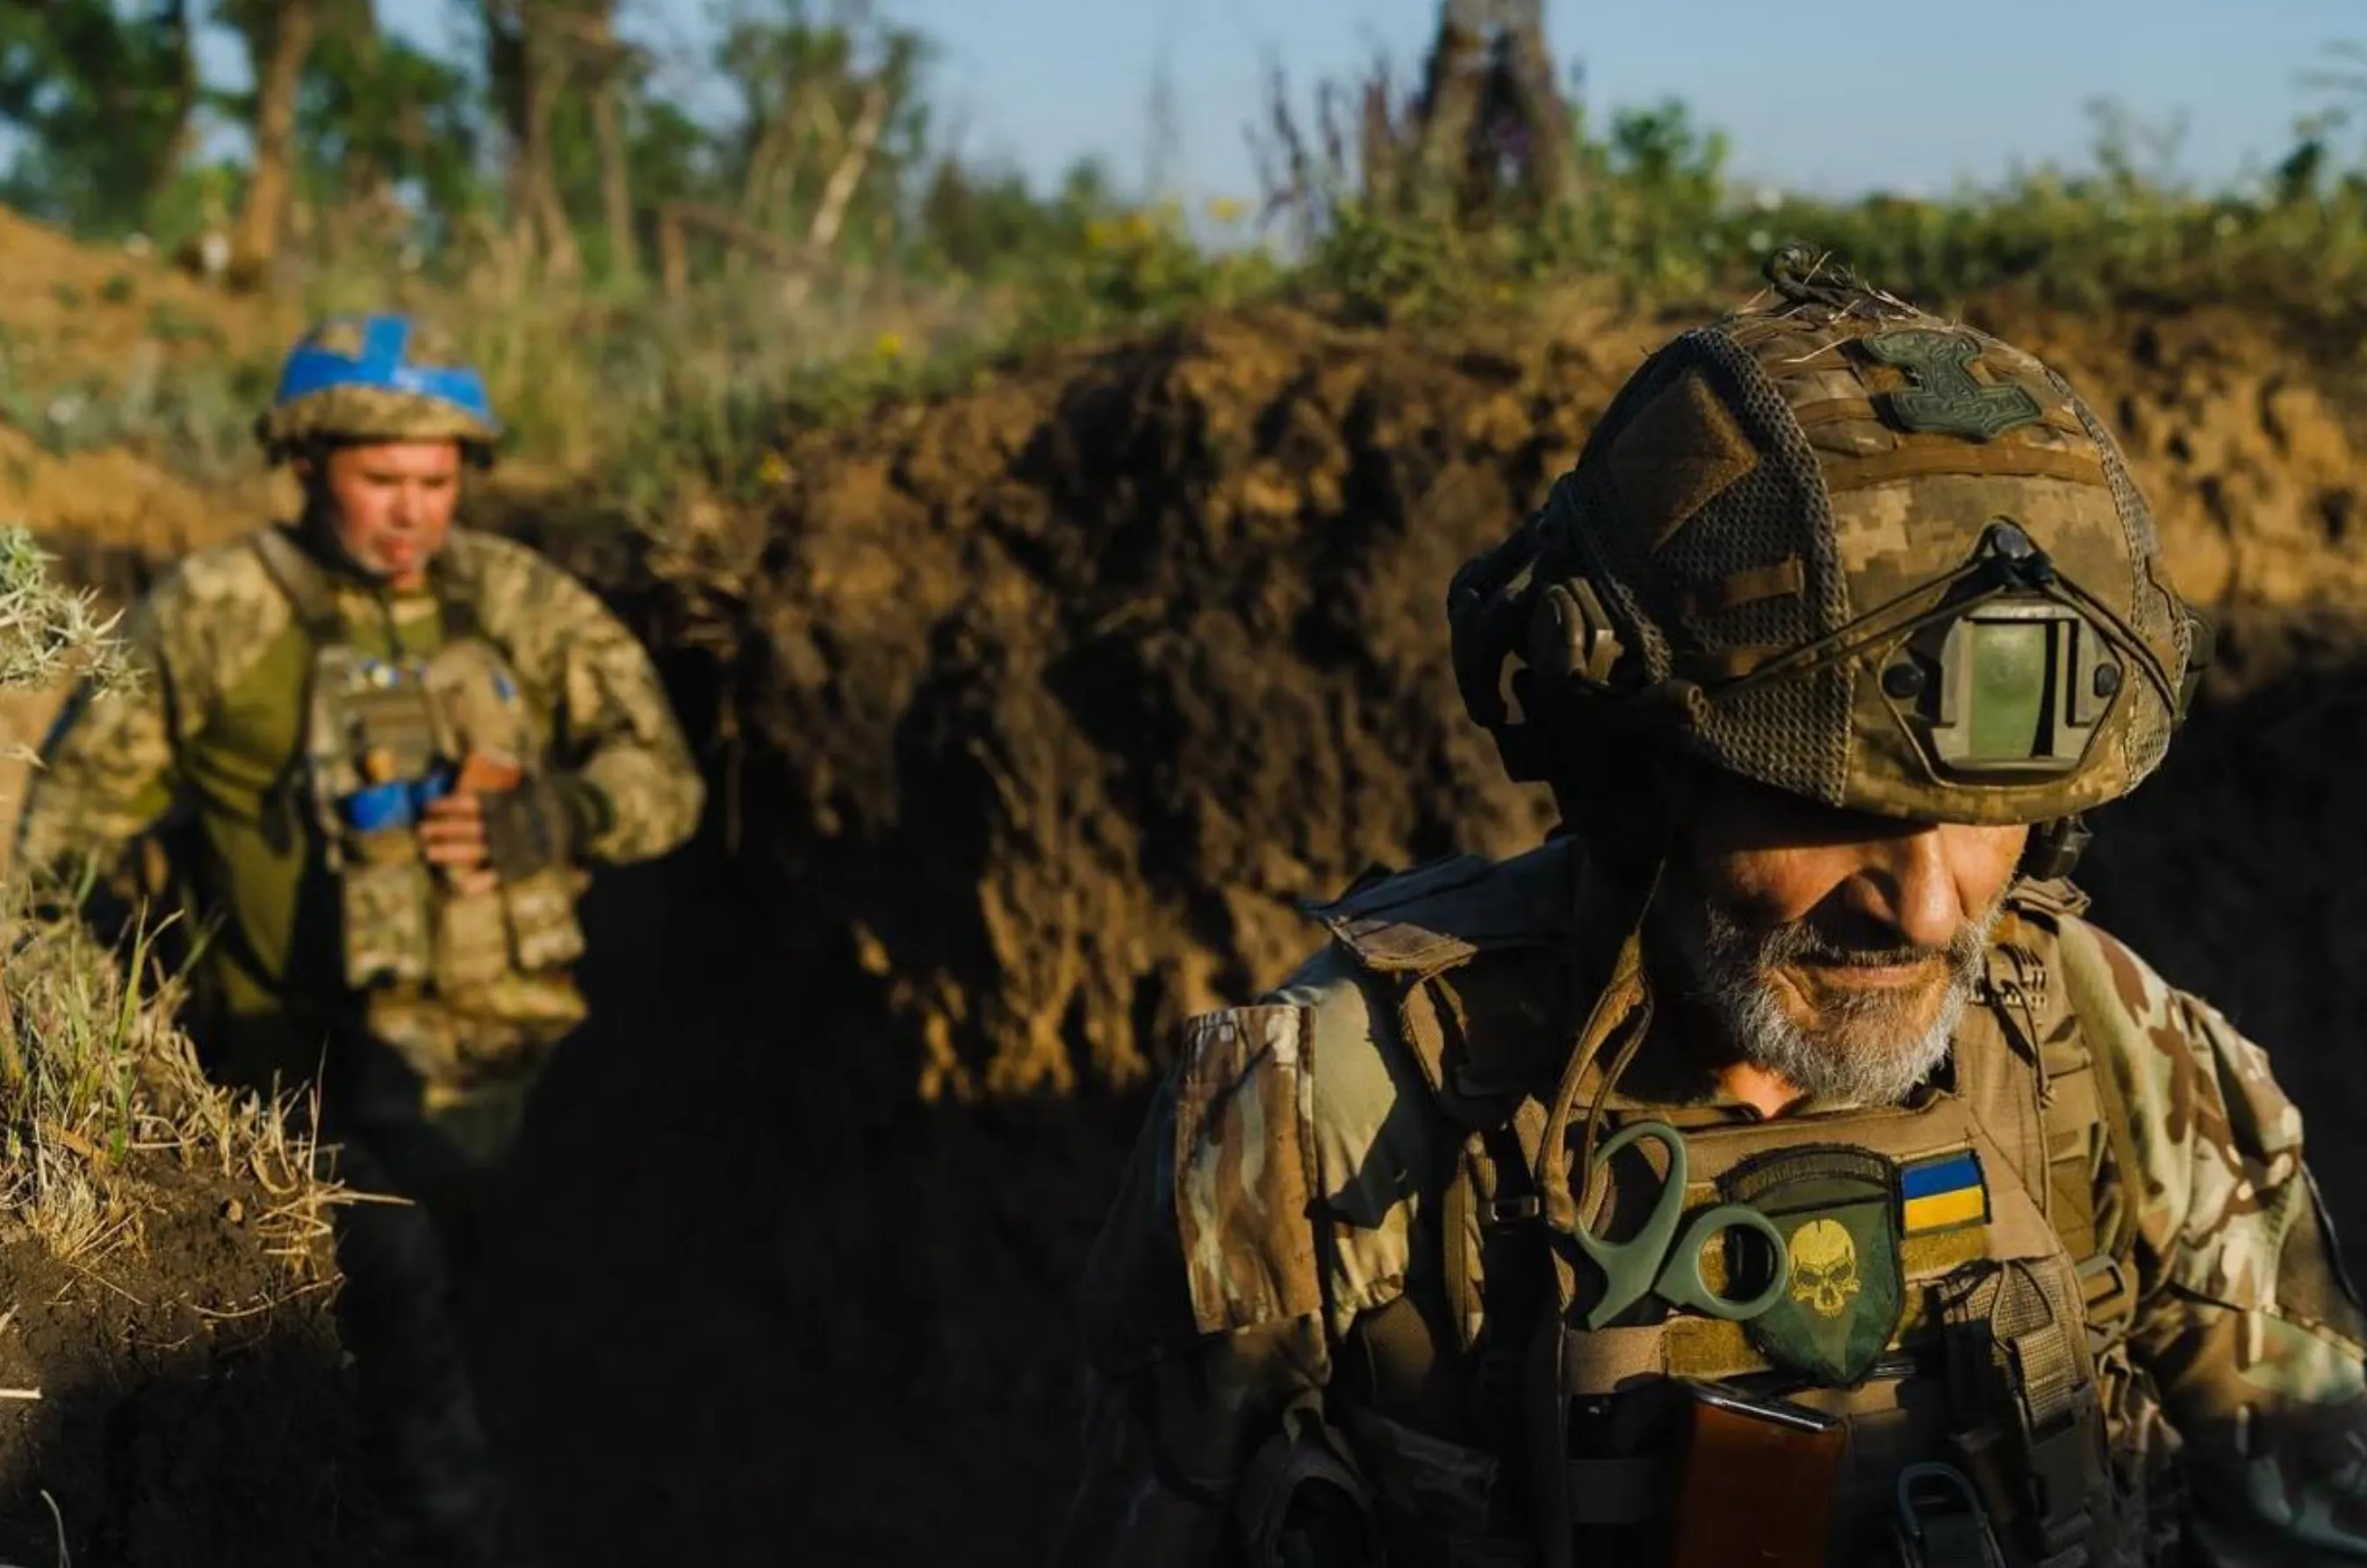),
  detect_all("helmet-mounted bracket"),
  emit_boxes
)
[1874,522,2126,783]
[1529,579,1626,687]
